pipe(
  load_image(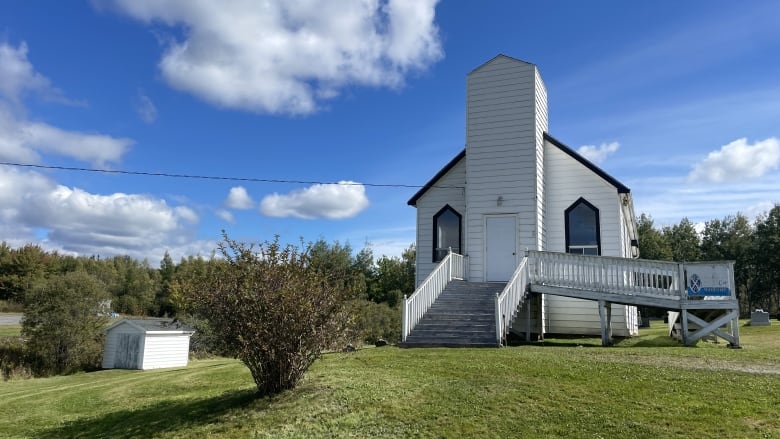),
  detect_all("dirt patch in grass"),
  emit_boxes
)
[591,352,780,375]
